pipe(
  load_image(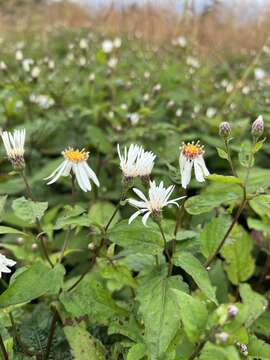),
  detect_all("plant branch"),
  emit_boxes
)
[157,220,172,276]
[44,311,58,360]
[0,334,8,360]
